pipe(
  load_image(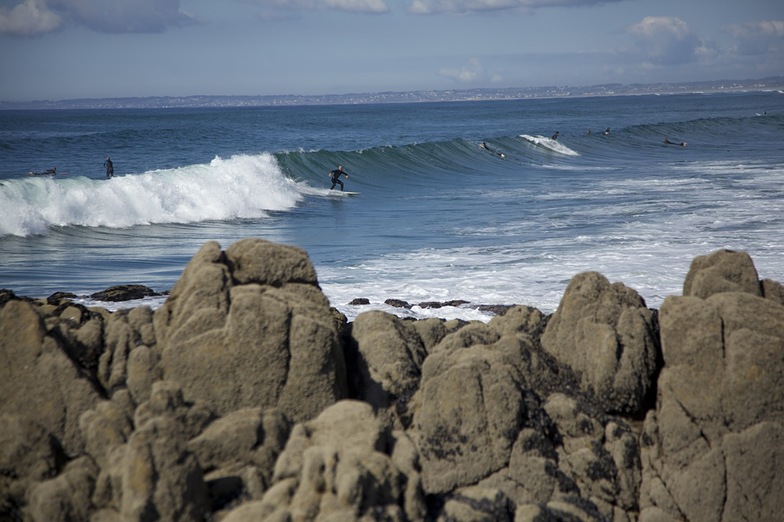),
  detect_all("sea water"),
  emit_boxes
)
[1,92,783,321]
